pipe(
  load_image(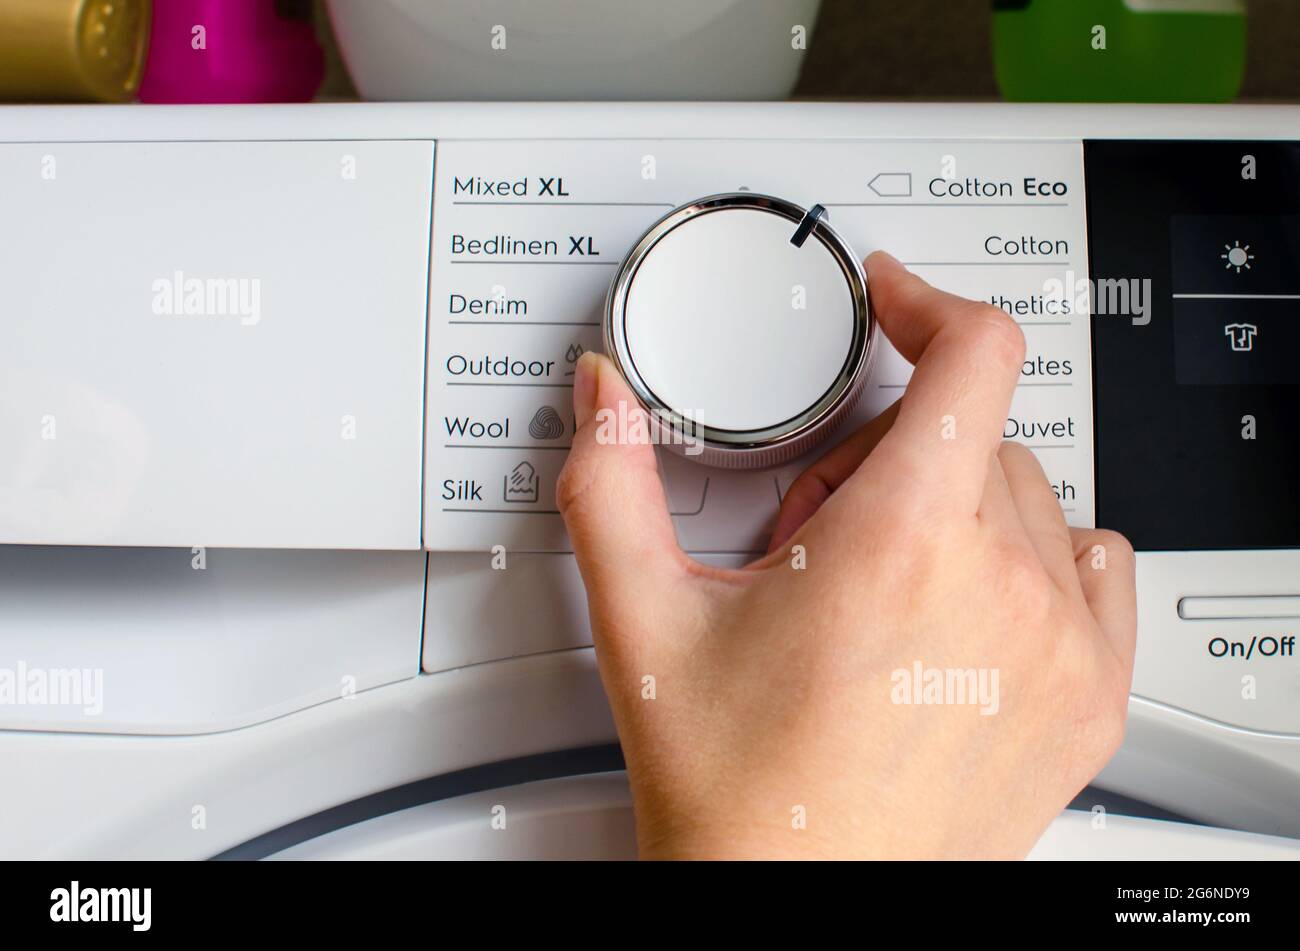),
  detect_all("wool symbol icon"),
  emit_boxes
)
[528,405,566,440]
